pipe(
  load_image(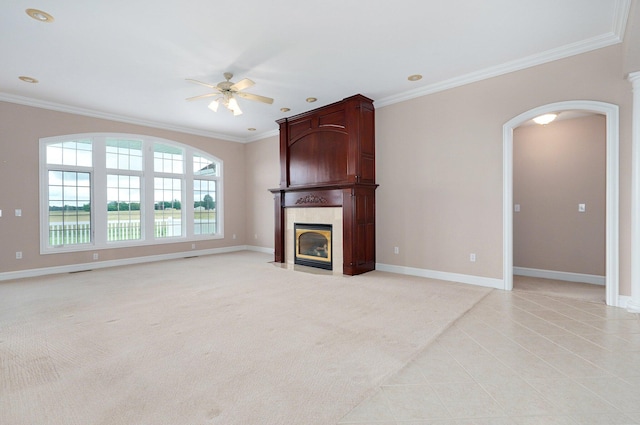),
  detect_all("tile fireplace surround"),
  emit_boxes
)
[286,207,343,275]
